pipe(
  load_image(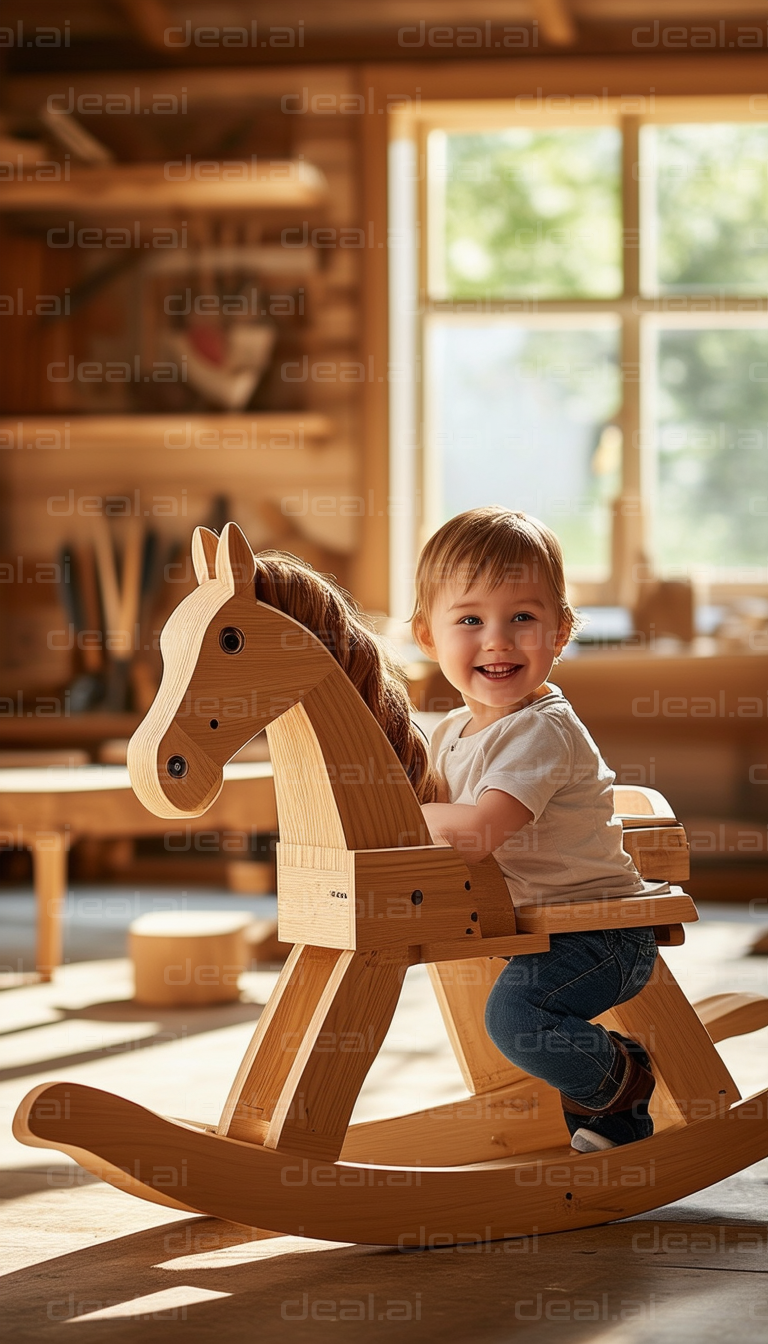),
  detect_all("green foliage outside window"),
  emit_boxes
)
[655,328,768,569]
[651,123,768,293]
[439,128,623,299]
[429,120,768,578]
